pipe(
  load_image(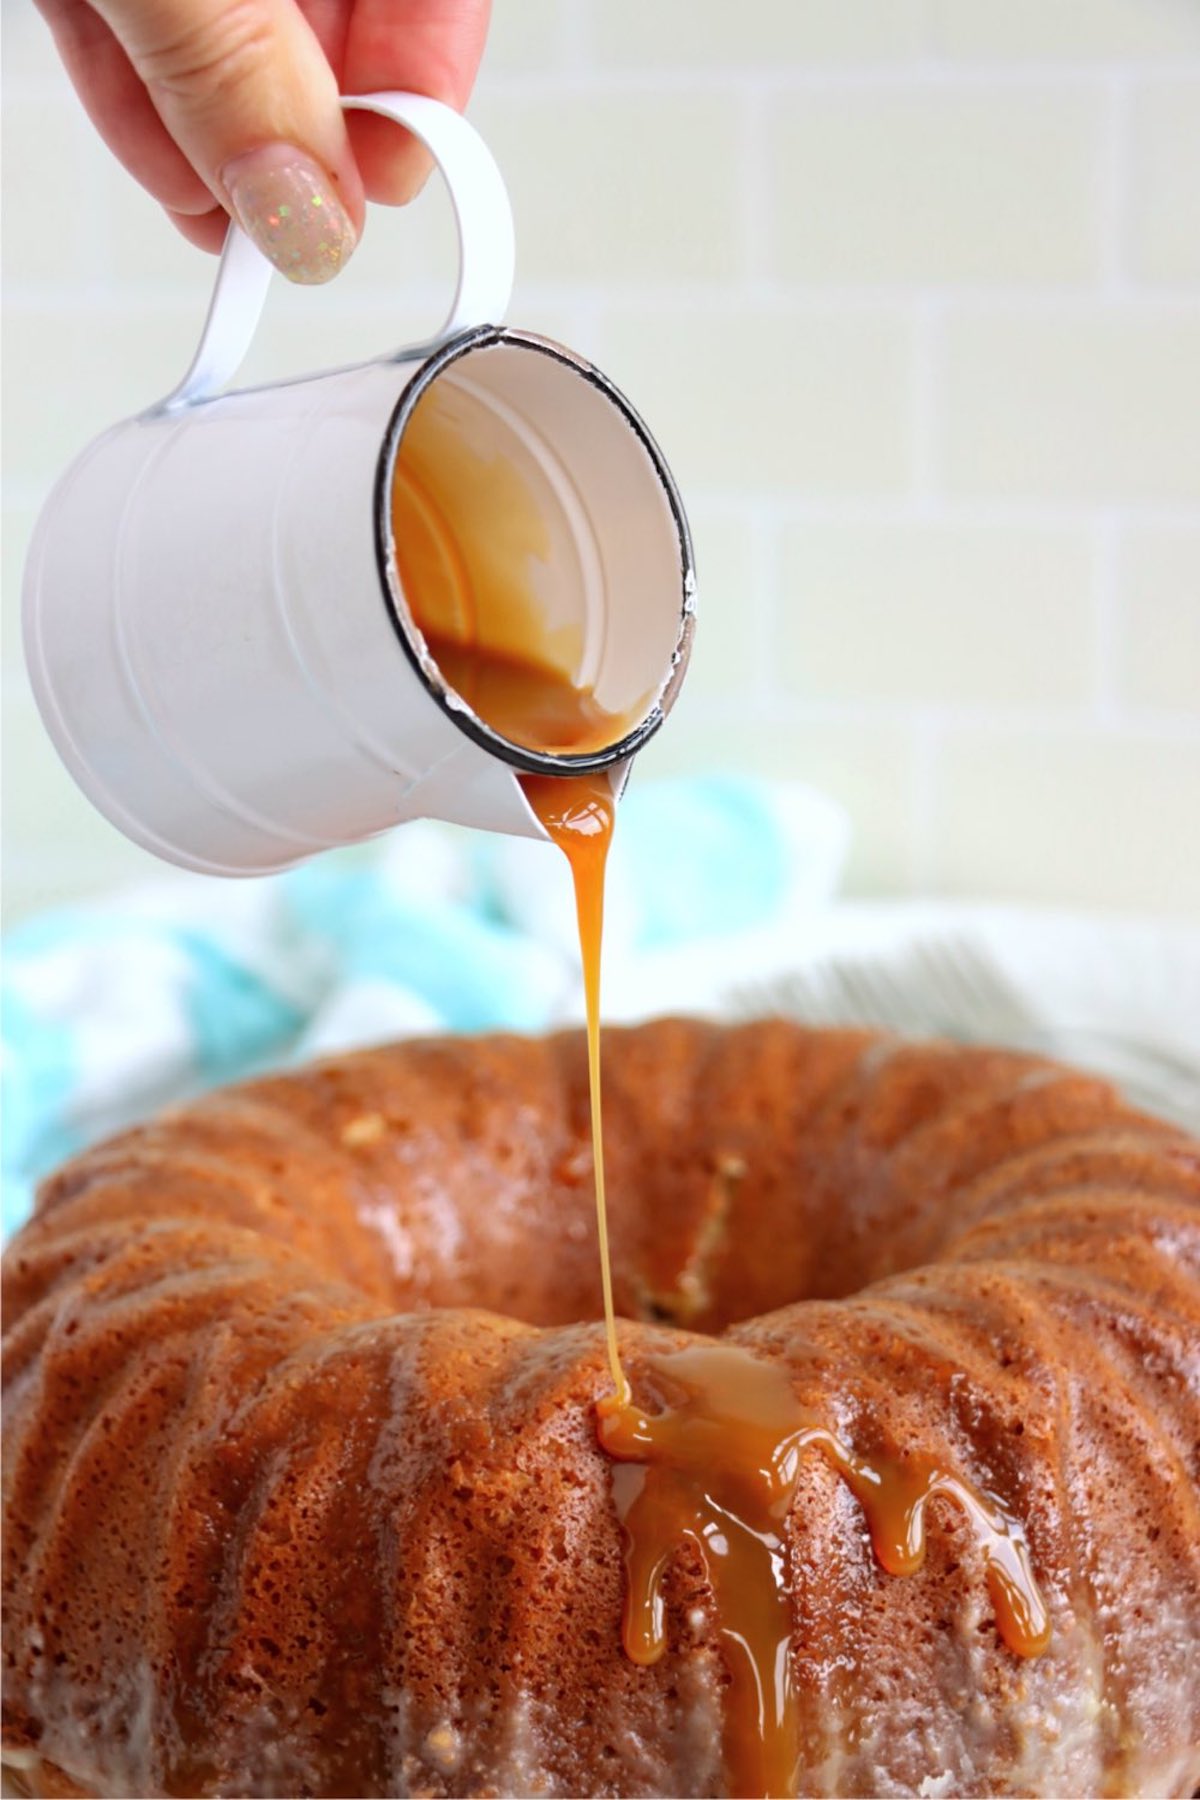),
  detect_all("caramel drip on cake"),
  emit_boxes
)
[598,1343,1051,1799]
[598,1346,801,1797]
[823,1437,1051,1656]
